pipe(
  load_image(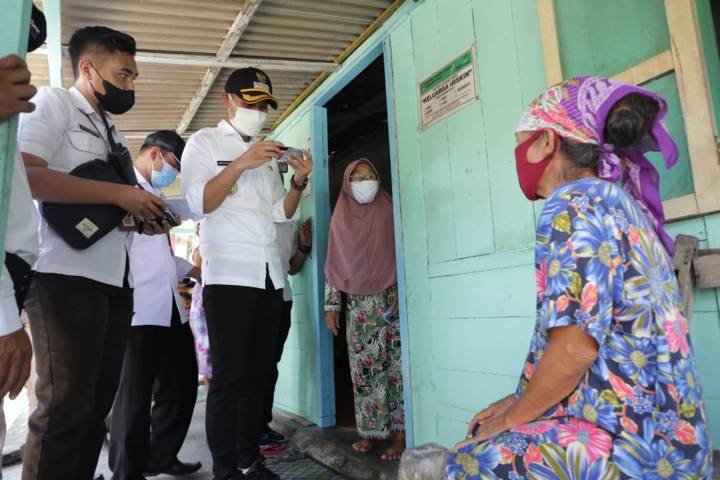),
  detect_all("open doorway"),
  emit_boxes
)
[323,55,392,430]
